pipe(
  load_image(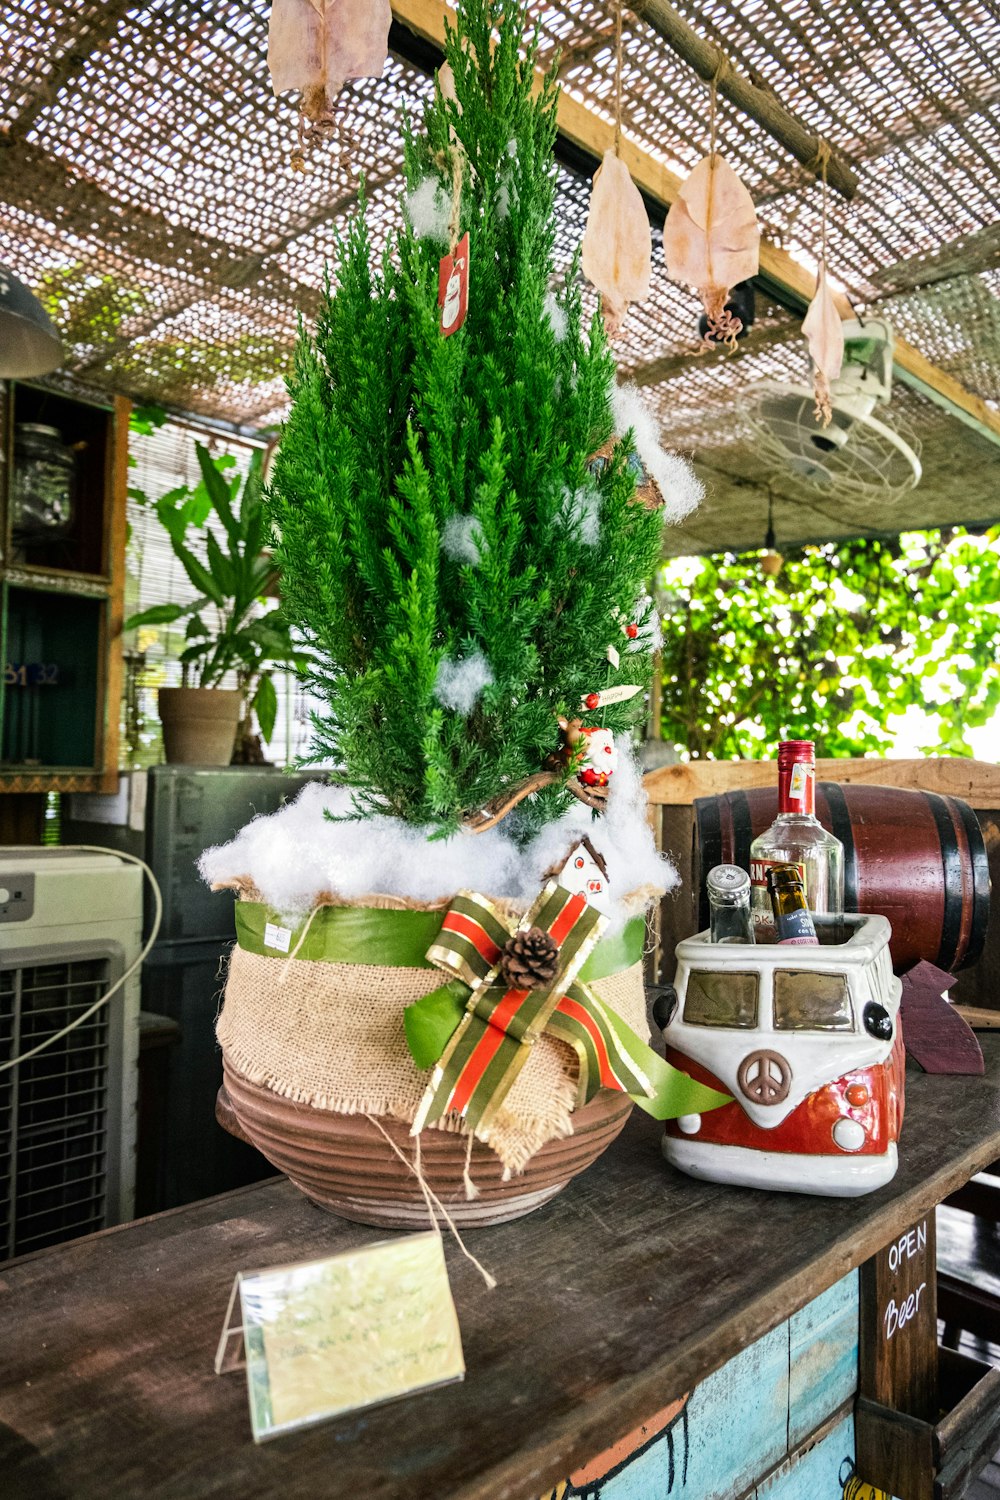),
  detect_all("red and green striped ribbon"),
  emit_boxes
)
[412,883,638,1140]
[550,983,652,1108]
